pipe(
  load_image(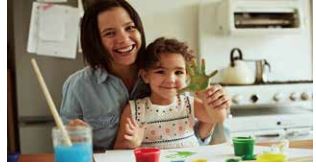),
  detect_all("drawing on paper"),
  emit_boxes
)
[164,151,196,160]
